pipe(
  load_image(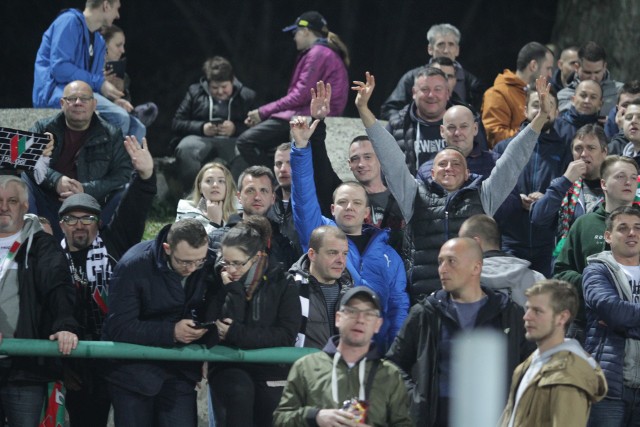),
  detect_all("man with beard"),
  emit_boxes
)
[482,42,554,147]
[499,280,606,426]
[57,135,156,426]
